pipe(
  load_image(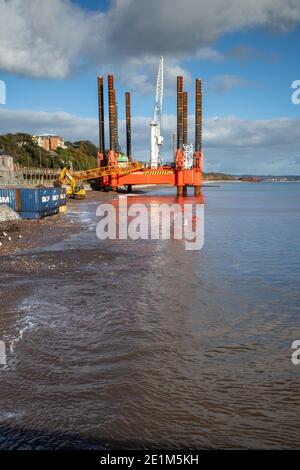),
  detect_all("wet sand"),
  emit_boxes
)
[0,191,116,257]
[0,191,117,322]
